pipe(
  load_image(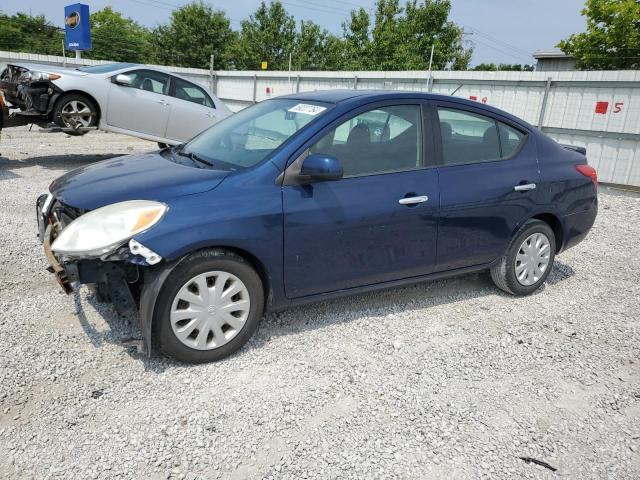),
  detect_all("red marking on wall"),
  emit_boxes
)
[614,102,624,113]
[469,96,477,101]
[595,101,609,114]
[481,97,488,104]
